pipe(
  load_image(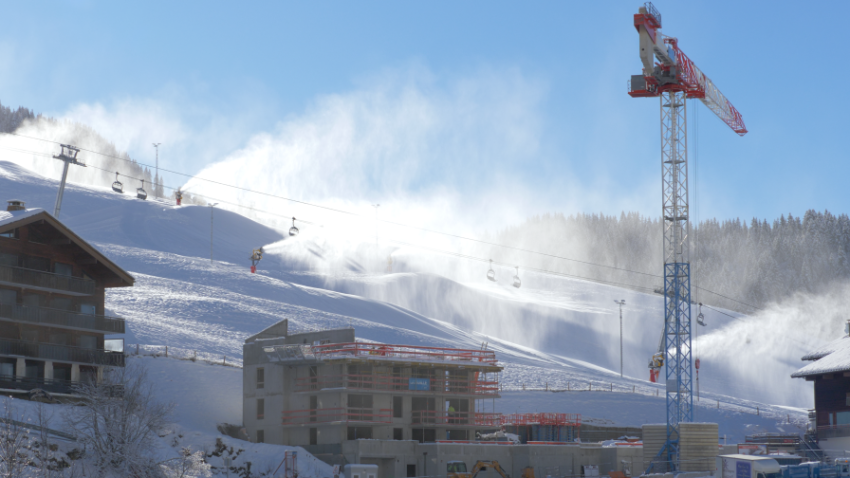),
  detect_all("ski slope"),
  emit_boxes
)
[0,160,814,441]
